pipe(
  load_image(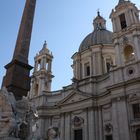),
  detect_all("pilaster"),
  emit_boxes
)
[88,108,95,140]
[60,113,65,140]
[65,113,71,140]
